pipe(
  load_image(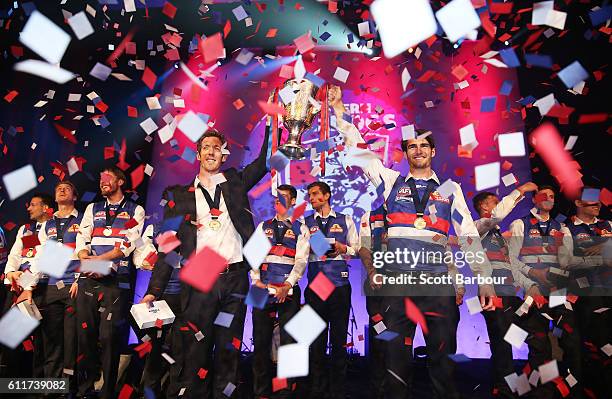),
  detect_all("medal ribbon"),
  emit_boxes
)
[54,215,75,243]
[406,179,437,219]
[105,198,127,229]
[272,220,290,245]
[199,185,222,220]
